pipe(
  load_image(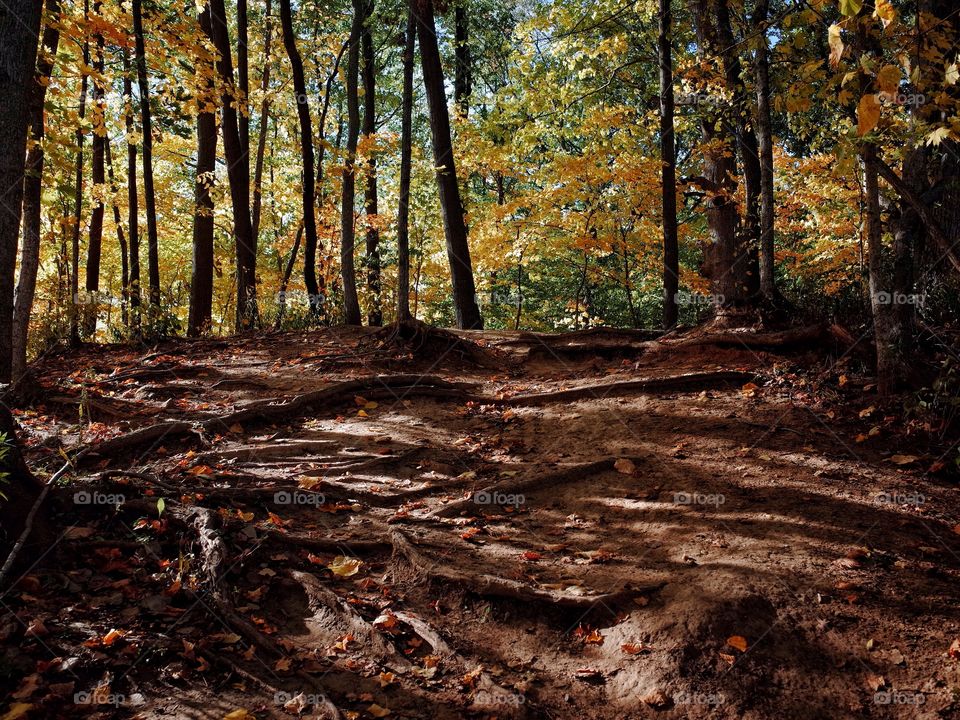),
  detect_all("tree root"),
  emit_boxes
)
[390,530,662,609]
[363,319,505,369]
